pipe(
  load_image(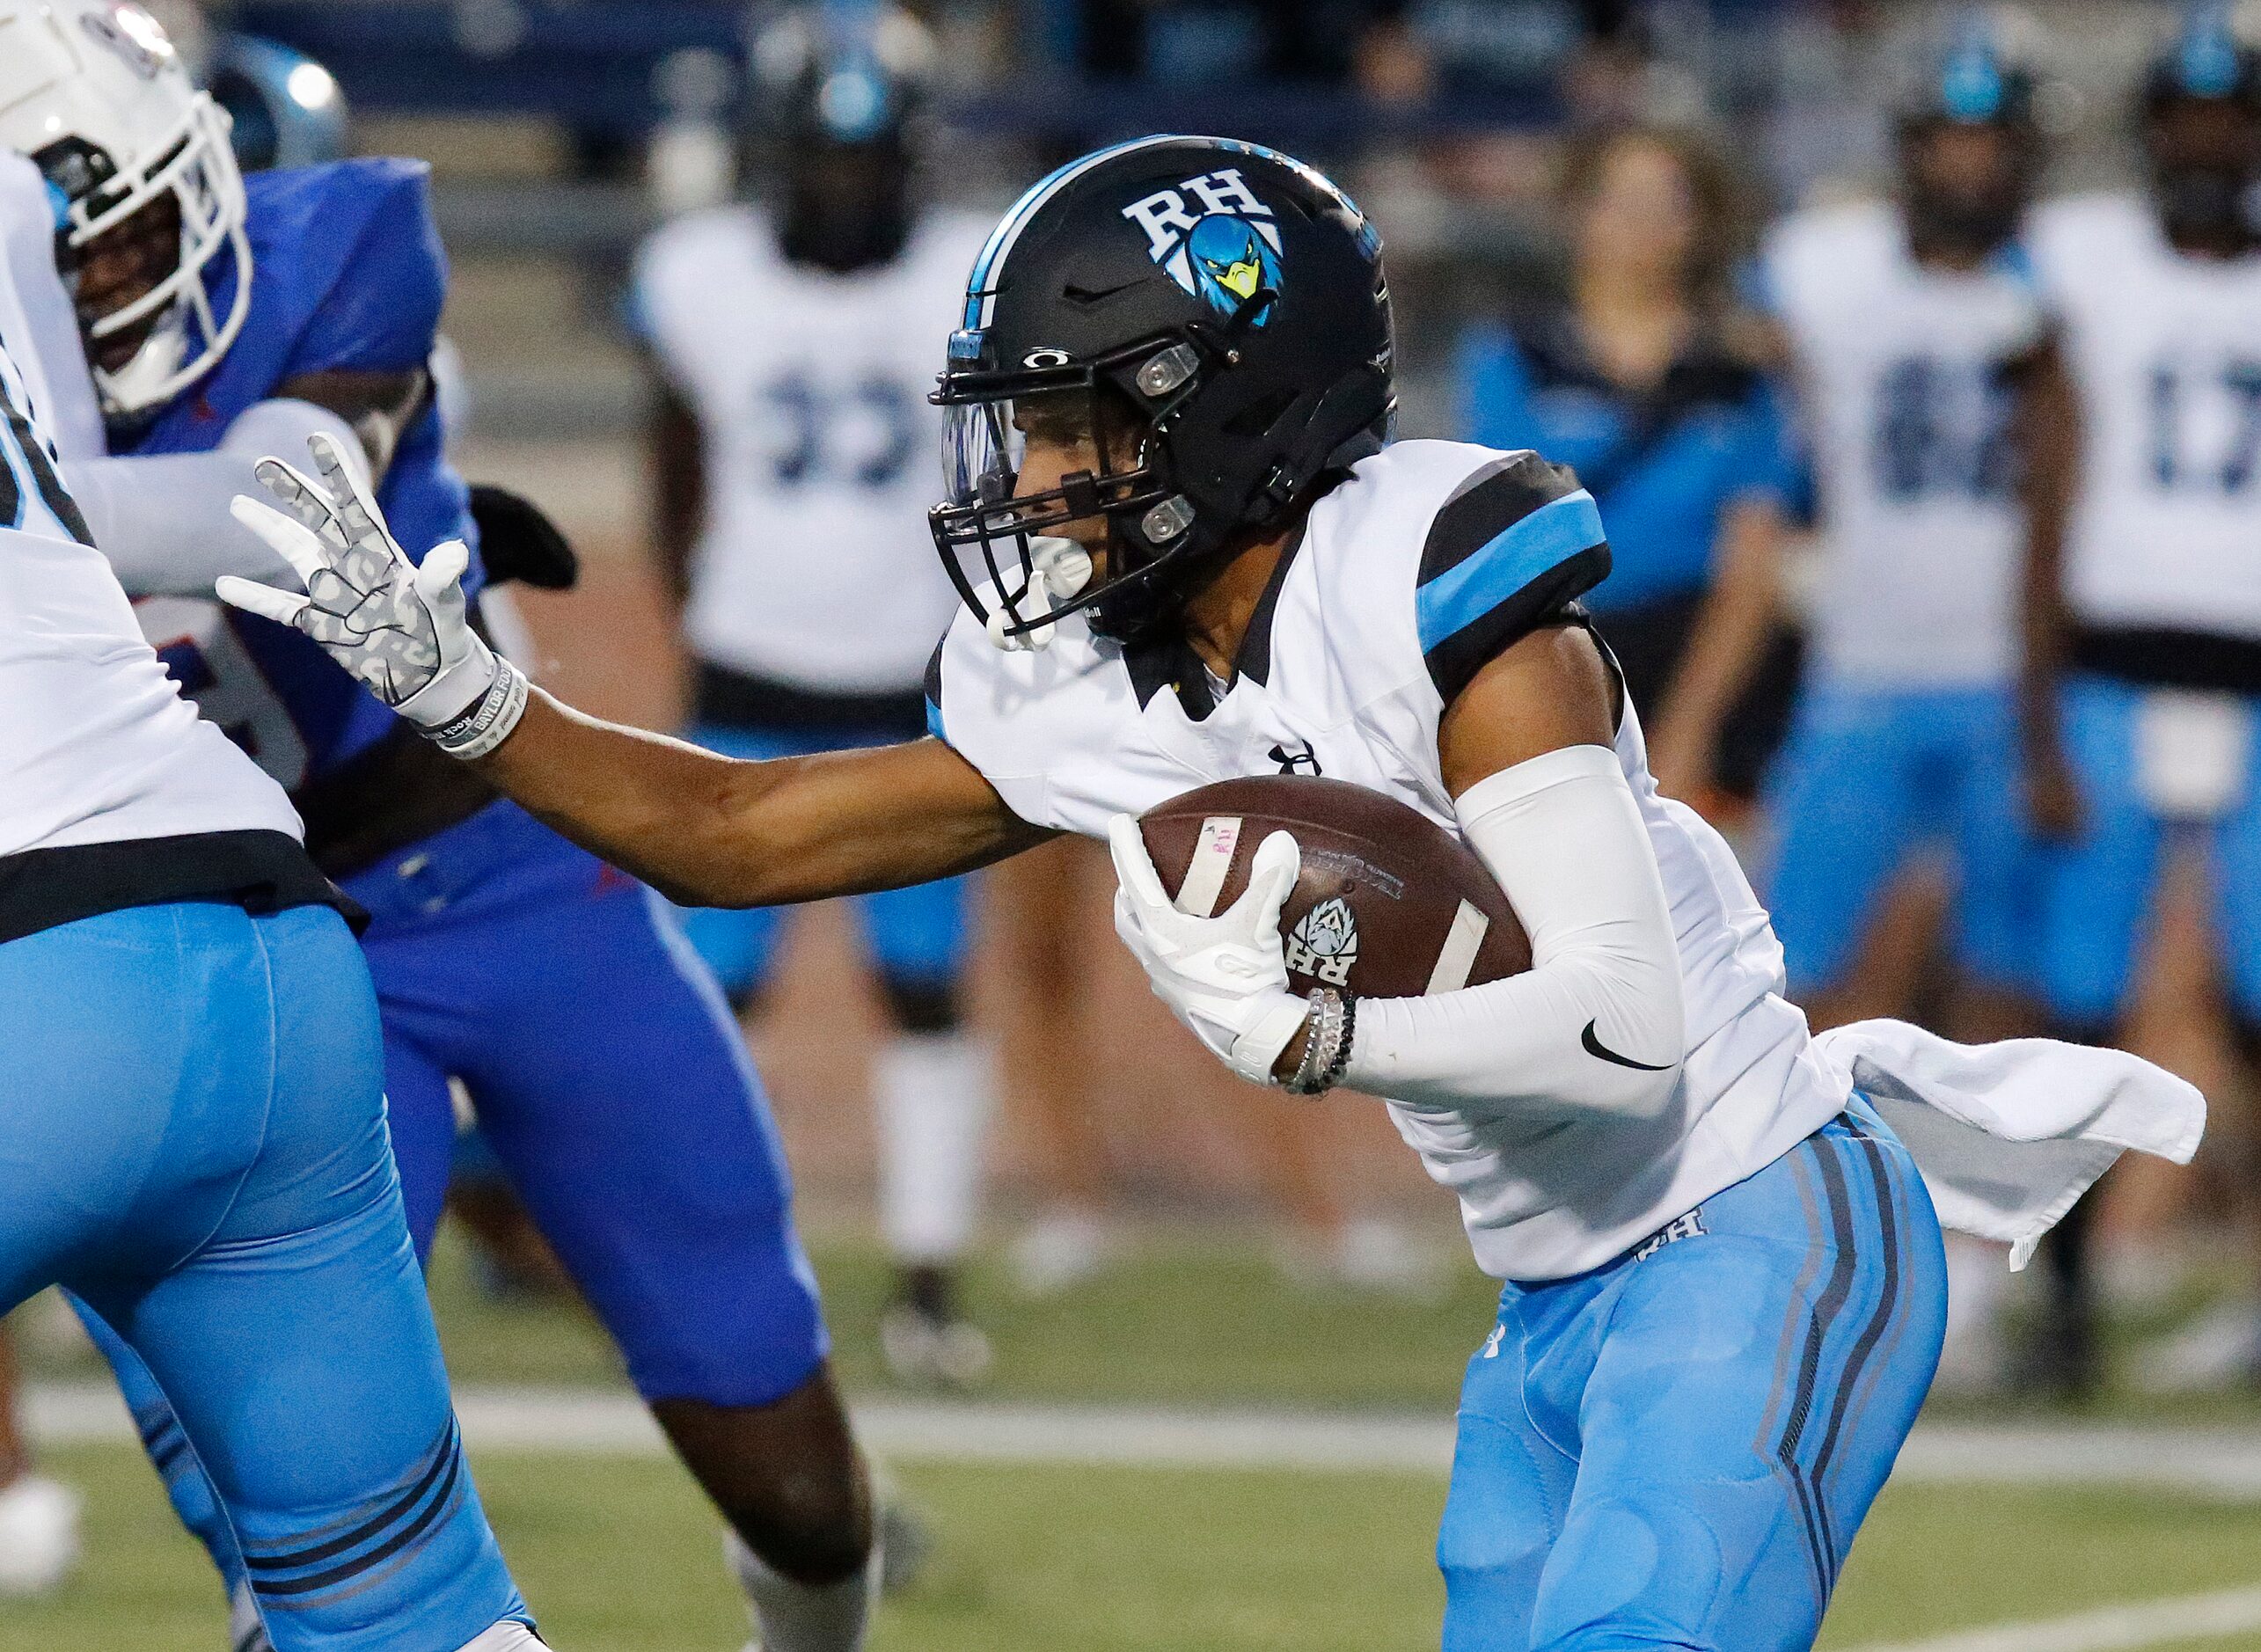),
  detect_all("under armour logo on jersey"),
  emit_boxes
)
[1479,1324,1505,1360]
[1120,168,1284,323]
[1270,741,1321,776]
